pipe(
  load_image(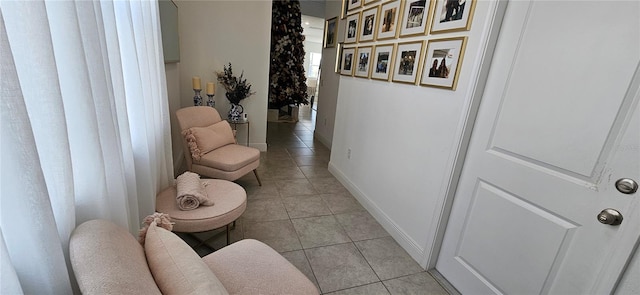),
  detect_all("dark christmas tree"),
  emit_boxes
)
[269,0,308,109]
